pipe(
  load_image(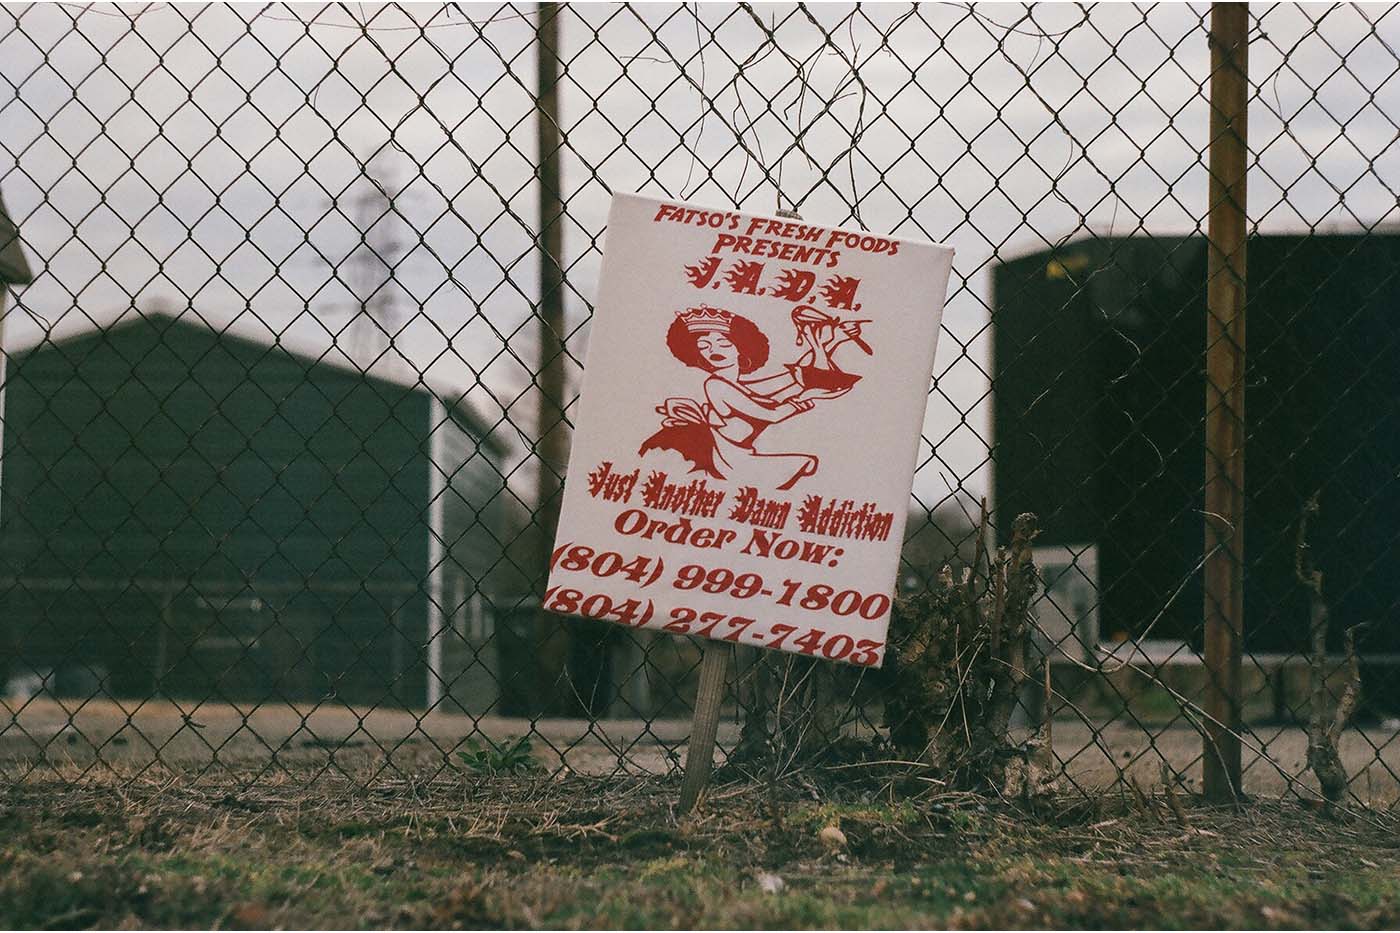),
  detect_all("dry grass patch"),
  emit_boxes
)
[2,771,1399,929]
